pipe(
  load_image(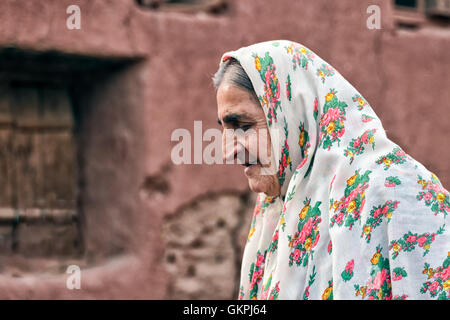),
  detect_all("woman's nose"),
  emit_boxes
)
[222,134,245,164]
